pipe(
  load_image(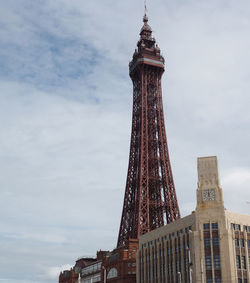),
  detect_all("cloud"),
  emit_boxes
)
[1,0,250,282]
[222,168,250,187]
[222,168,250,213]
[46,264,72,280]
